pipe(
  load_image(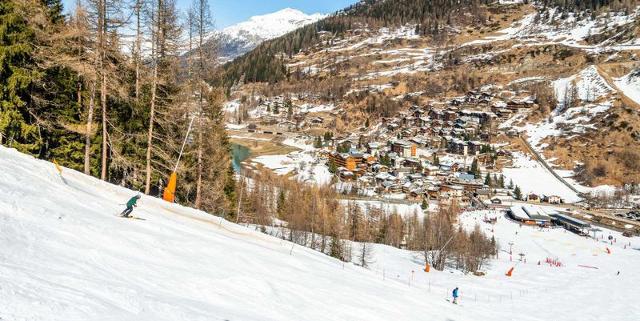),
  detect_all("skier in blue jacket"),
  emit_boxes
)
[452,287,459,304]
